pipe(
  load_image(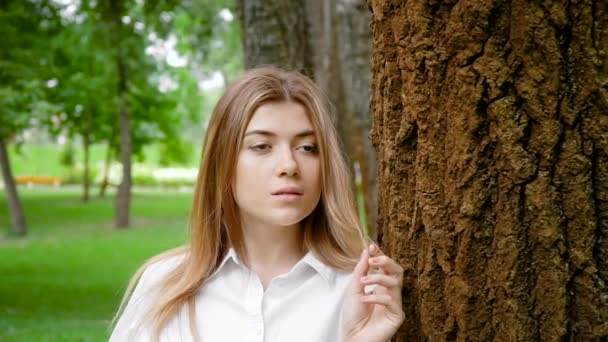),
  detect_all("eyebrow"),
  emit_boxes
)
[244,129,316,138]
